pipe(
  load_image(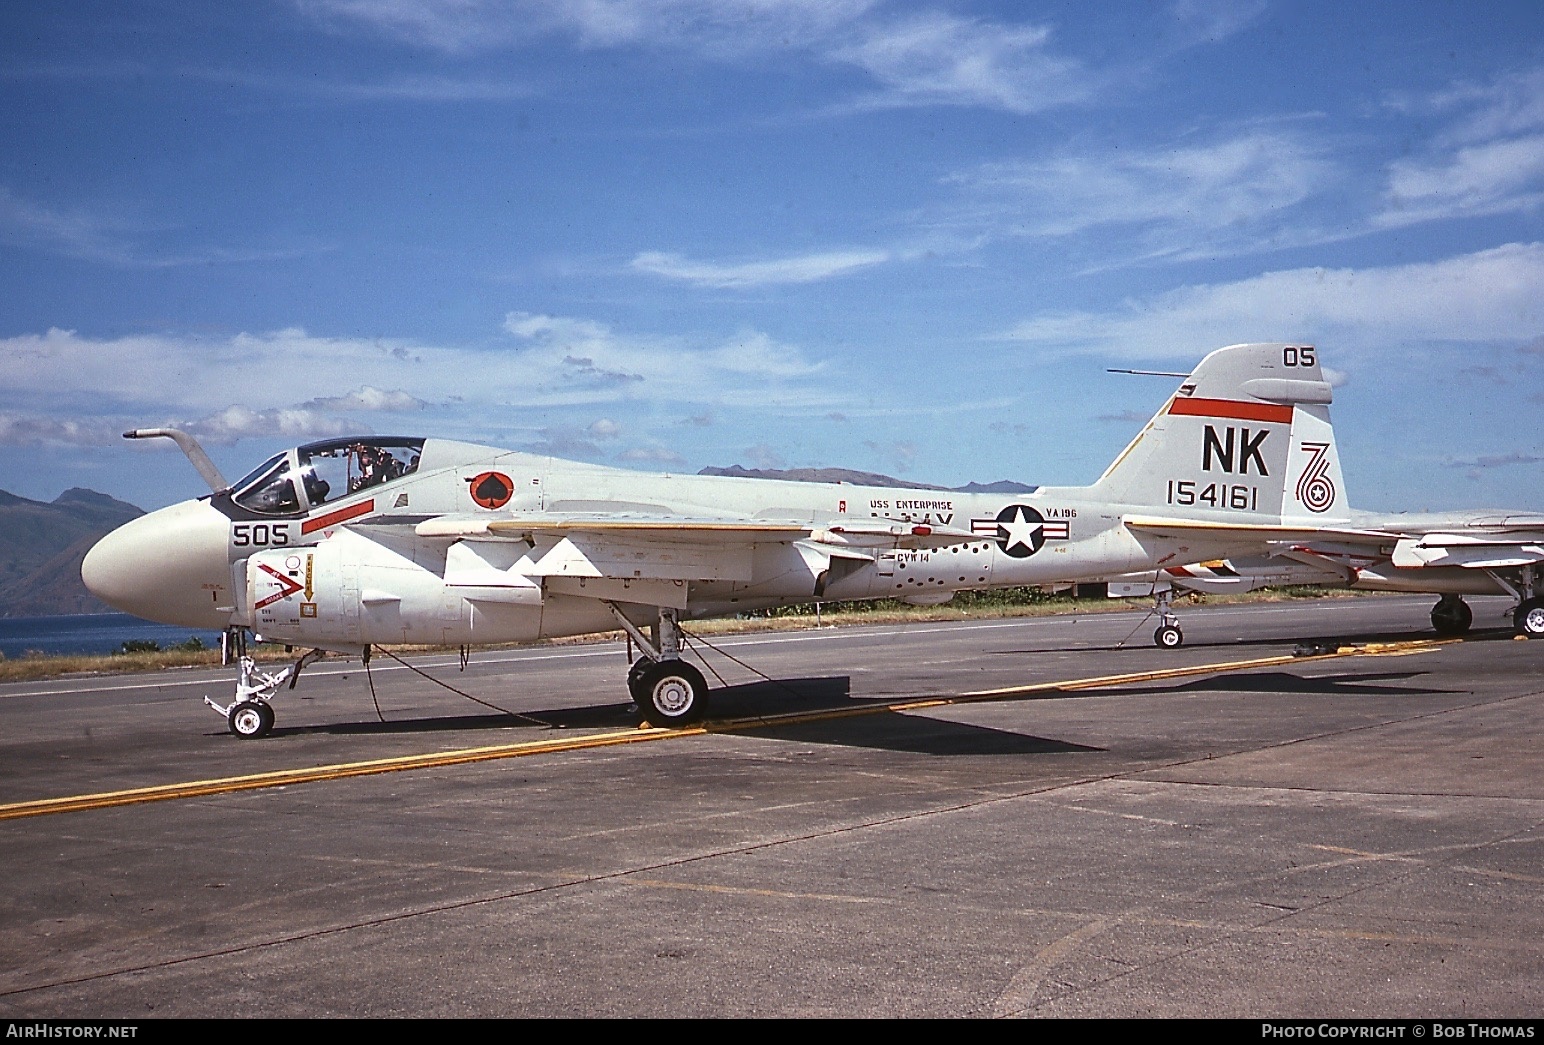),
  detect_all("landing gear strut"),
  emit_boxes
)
[1152,589,1184,649]
[203,629,328,739]
[1430,594,1473,636]
[606,603,710,726]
